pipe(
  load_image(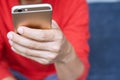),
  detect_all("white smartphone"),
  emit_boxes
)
[12,4,52,30]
